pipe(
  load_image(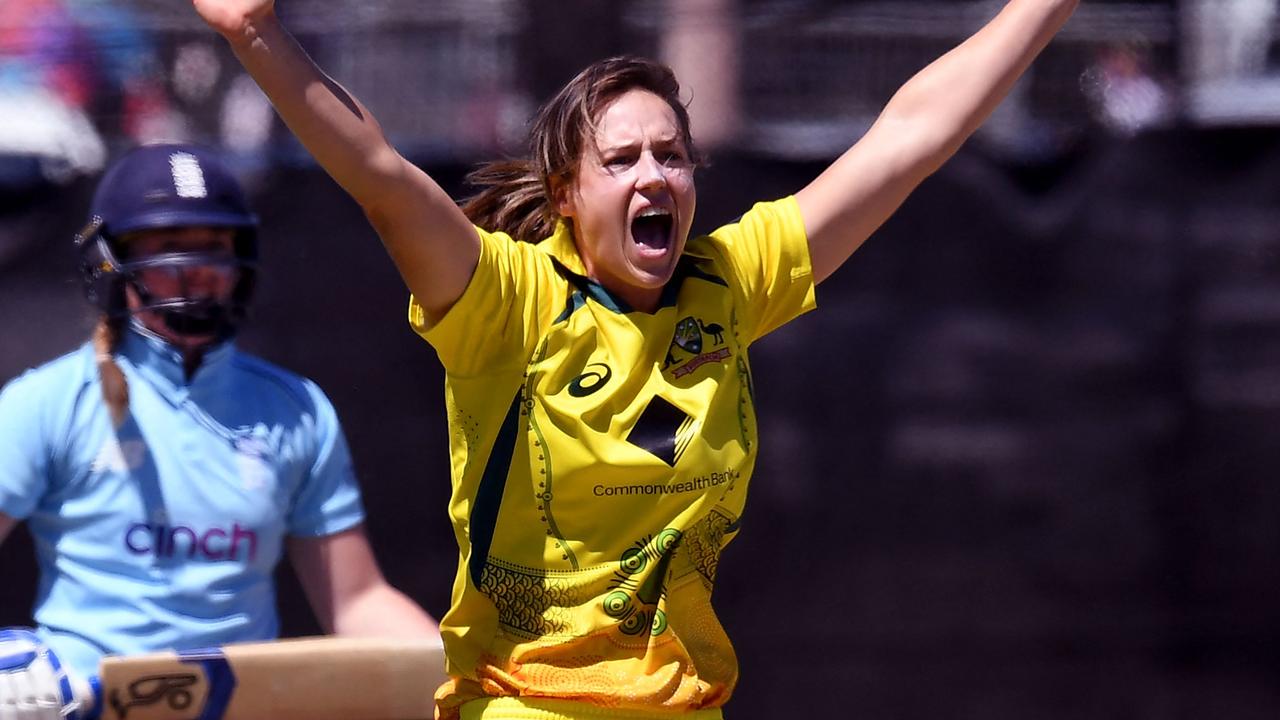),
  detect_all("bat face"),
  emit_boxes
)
[98,637,445,720]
